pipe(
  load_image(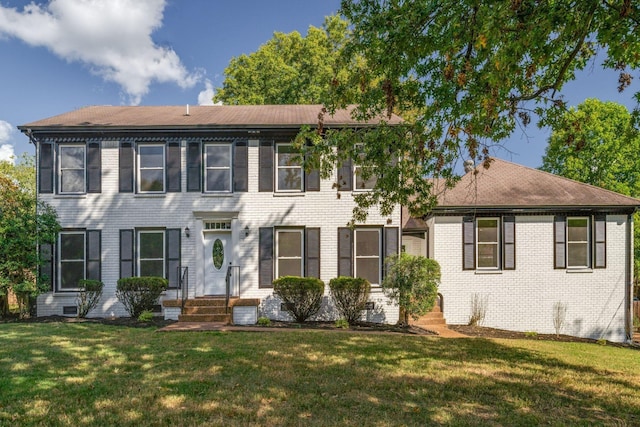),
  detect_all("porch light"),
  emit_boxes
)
[185,227,190,238]
[245,226,250,237]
